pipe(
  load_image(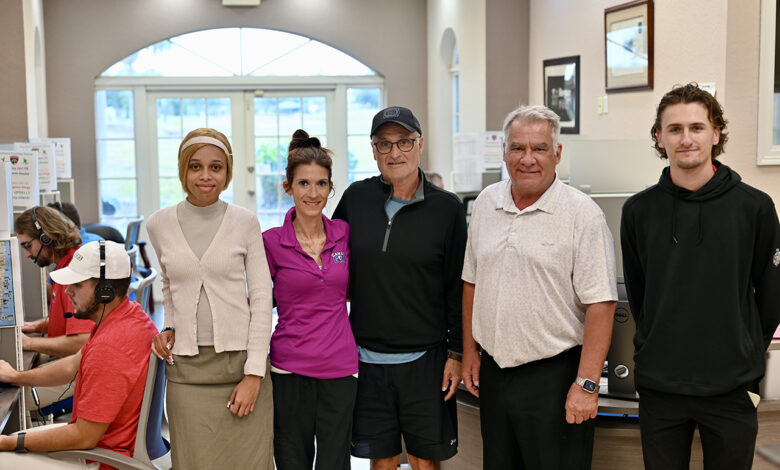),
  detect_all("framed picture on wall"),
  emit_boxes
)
[605,0,654,92]
[543,55,580,134]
